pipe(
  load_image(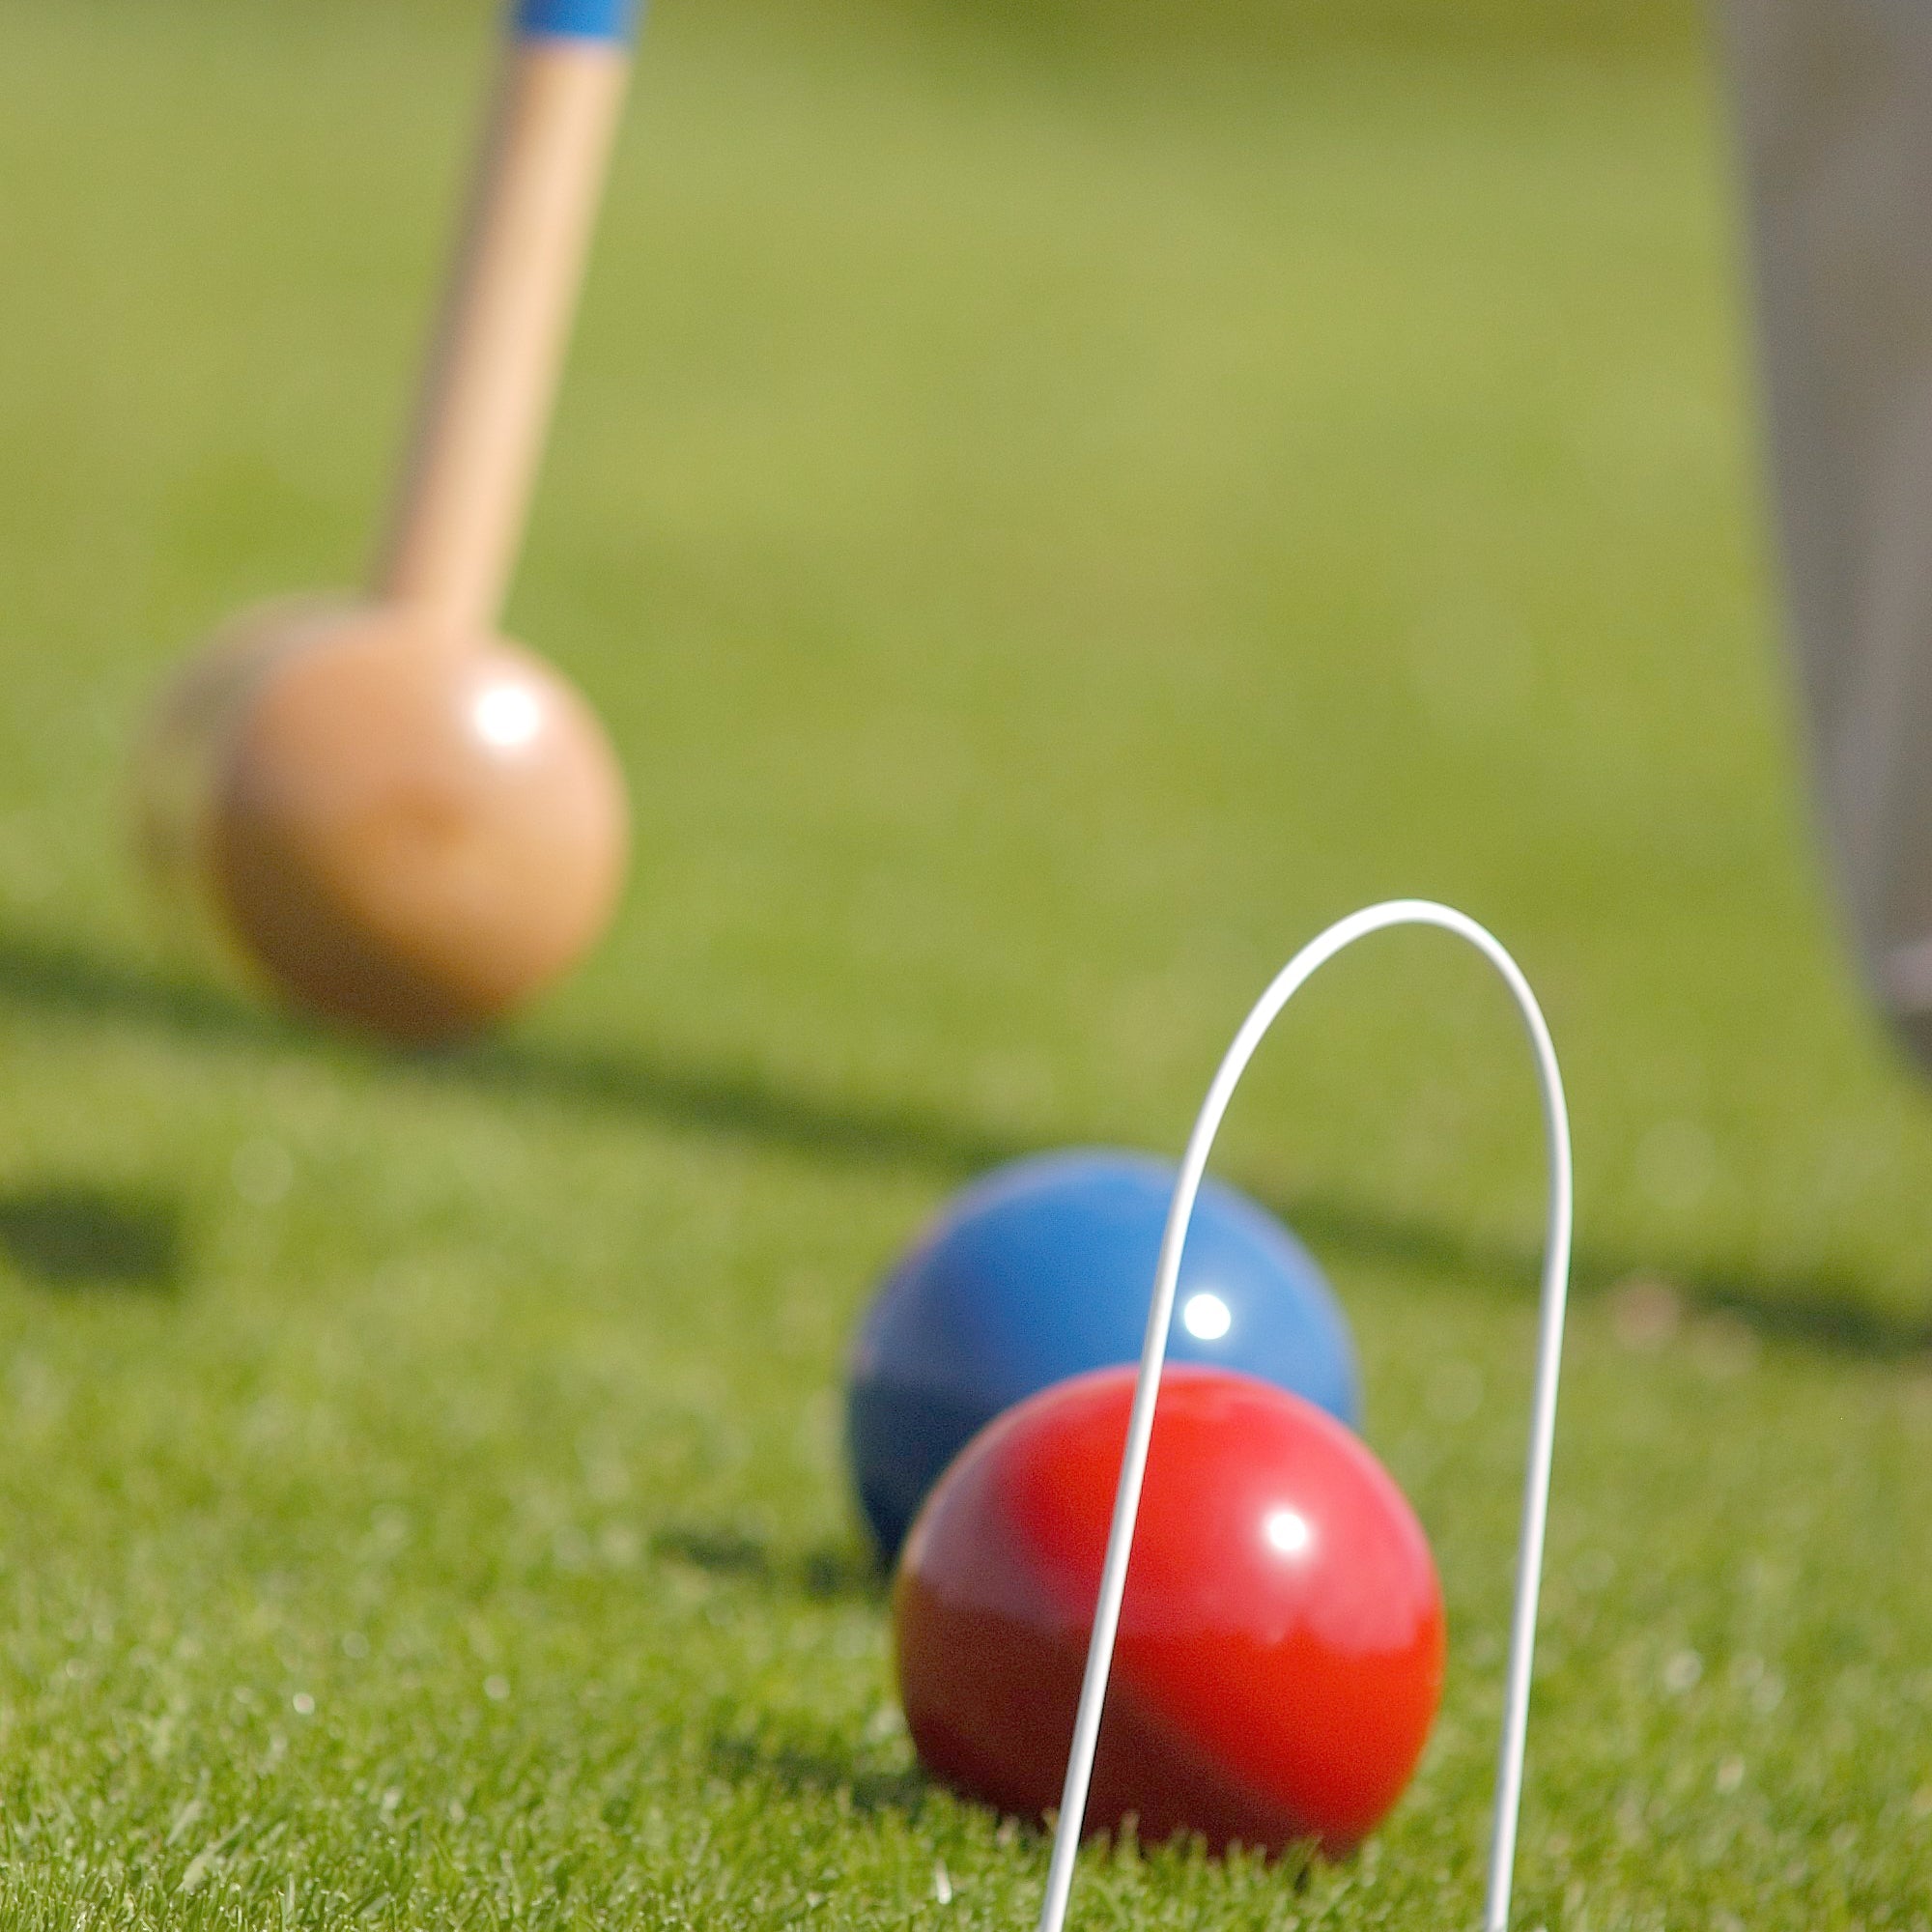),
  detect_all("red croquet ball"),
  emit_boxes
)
[893,1364,1445,1858]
